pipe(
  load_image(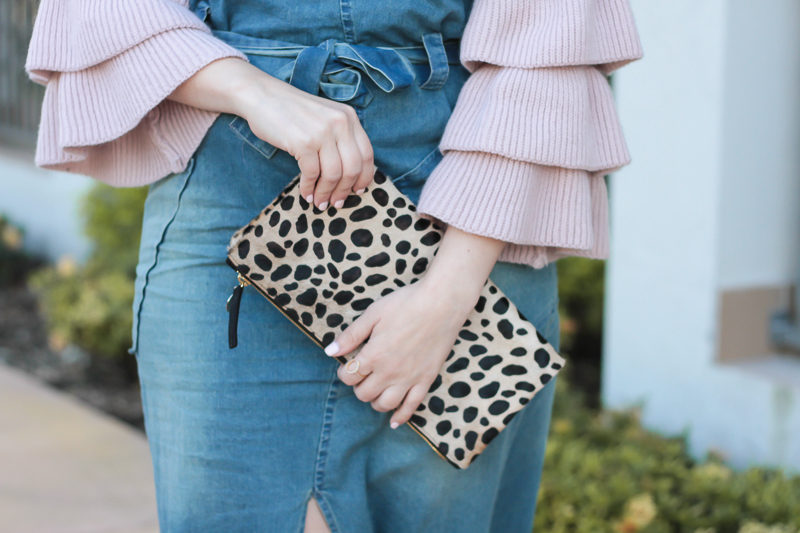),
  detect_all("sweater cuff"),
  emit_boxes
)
[33,26,247,186]
[416,150,609,269]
